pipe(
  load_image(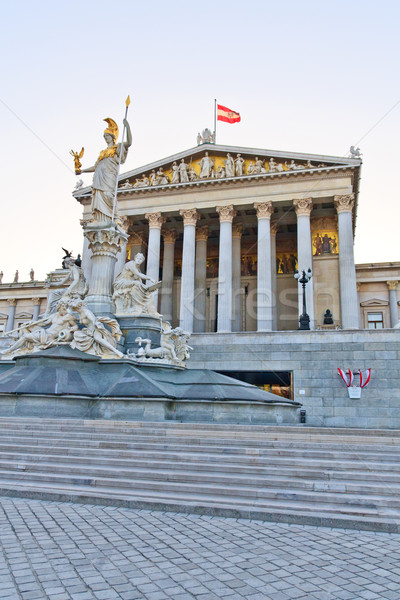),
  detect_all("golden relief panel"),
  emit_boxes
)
[312,231,339,256]
[276,253,297,274]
